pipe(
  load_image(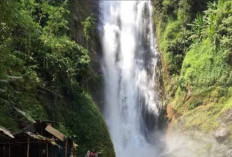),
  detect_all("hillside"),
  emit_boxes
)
[0,0,115,156]
[154,0,232,150]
